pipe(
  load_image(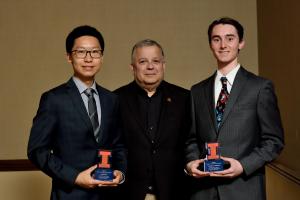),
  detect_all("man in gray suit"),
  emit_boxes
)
[185,17,284,200]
